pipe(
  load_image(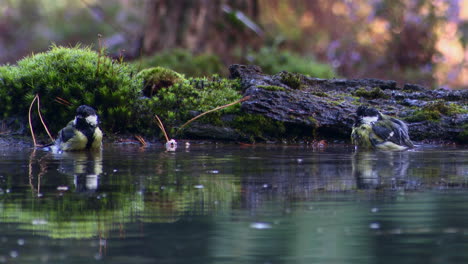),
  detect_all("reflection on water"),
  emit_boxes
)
[0,144,467,263]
